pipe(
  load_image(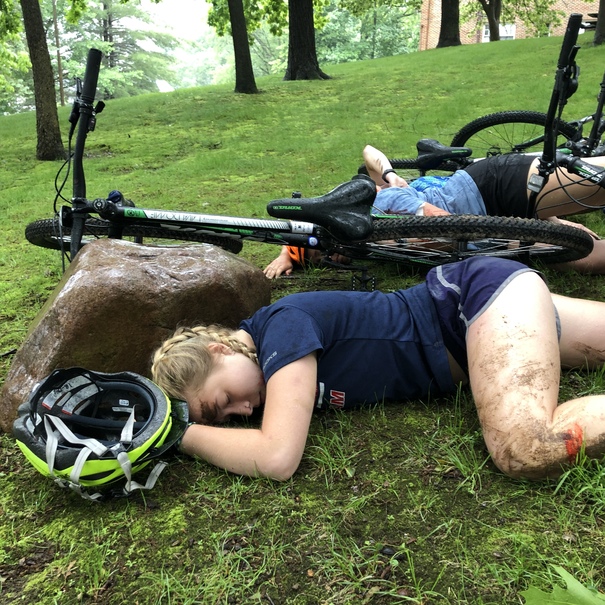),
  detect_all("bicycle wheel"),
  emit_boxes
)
[451,111,579,156]
[25,217,243,254]
[334,215,593,267]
